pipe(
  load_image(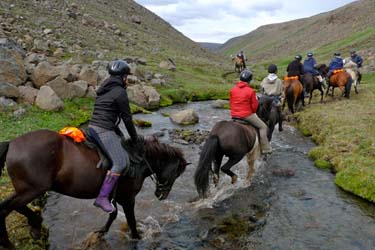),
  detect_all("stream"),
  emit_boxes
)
[43,101,375,250]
